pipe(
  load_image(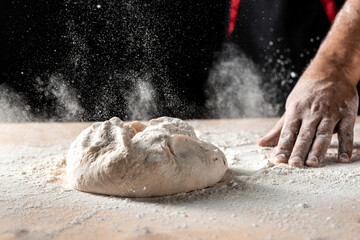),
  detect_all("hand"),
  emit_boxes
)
[257,72,358,167]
